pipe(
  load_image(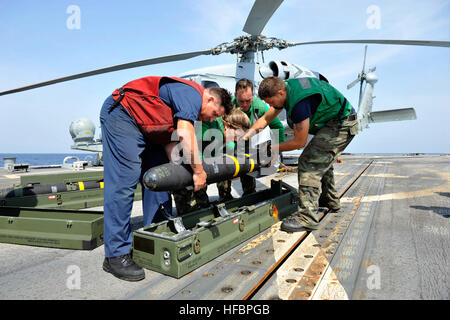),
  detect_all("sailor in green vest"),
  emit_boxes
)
[233,78,286,144]
[173,108,251,214]
[224,78,286,198]
[242,76,358,232]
